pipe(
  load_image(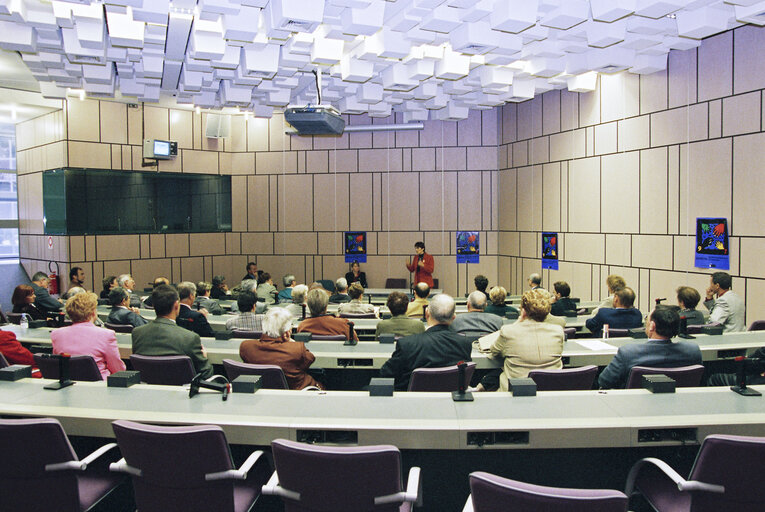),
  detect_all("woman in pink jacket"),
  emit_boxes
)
[51,292,126,380]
